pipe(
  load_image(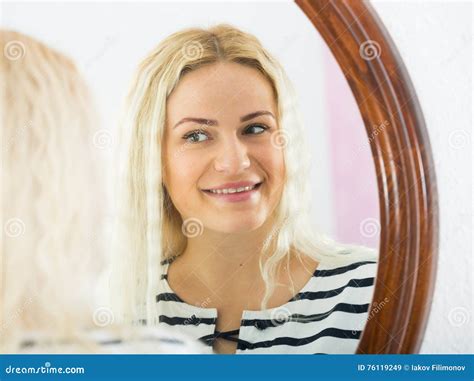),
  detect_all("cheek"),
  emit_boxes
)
[256,146,285,179]
[166,151,203,190]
